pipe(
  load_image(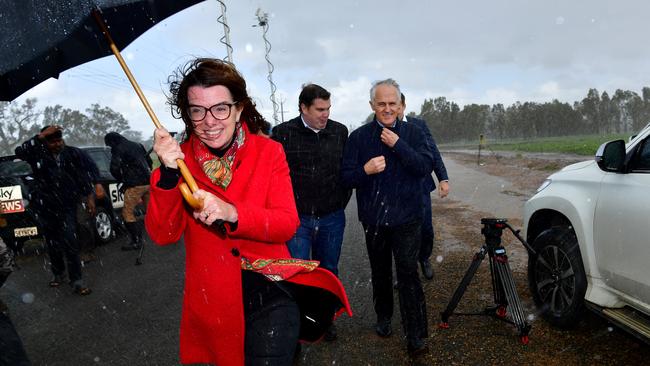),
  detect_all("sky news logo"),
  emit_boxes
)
[0,185,25,213]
